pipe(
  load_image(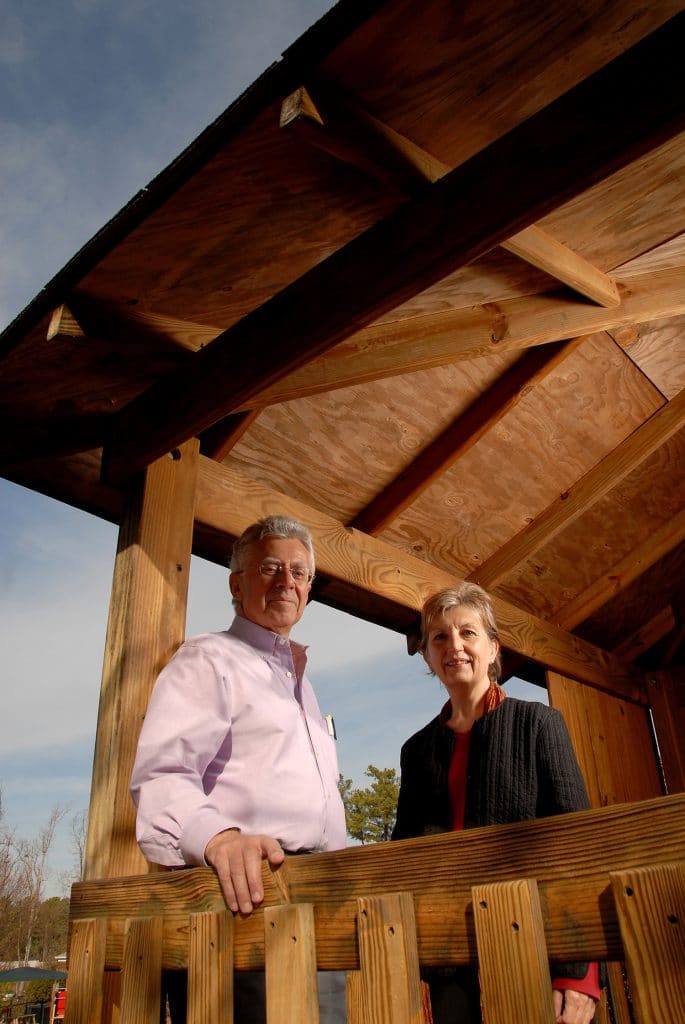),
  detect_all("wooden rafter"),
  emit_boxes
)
[199,409,263,462]
[613,607,676,662]
[194,456,646,700]
[350,336,584,535]
[231,266,685,410]
[281,83,621,307]
[555,505,685,630]
[101,18,685,483]
[469,387,685,590]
